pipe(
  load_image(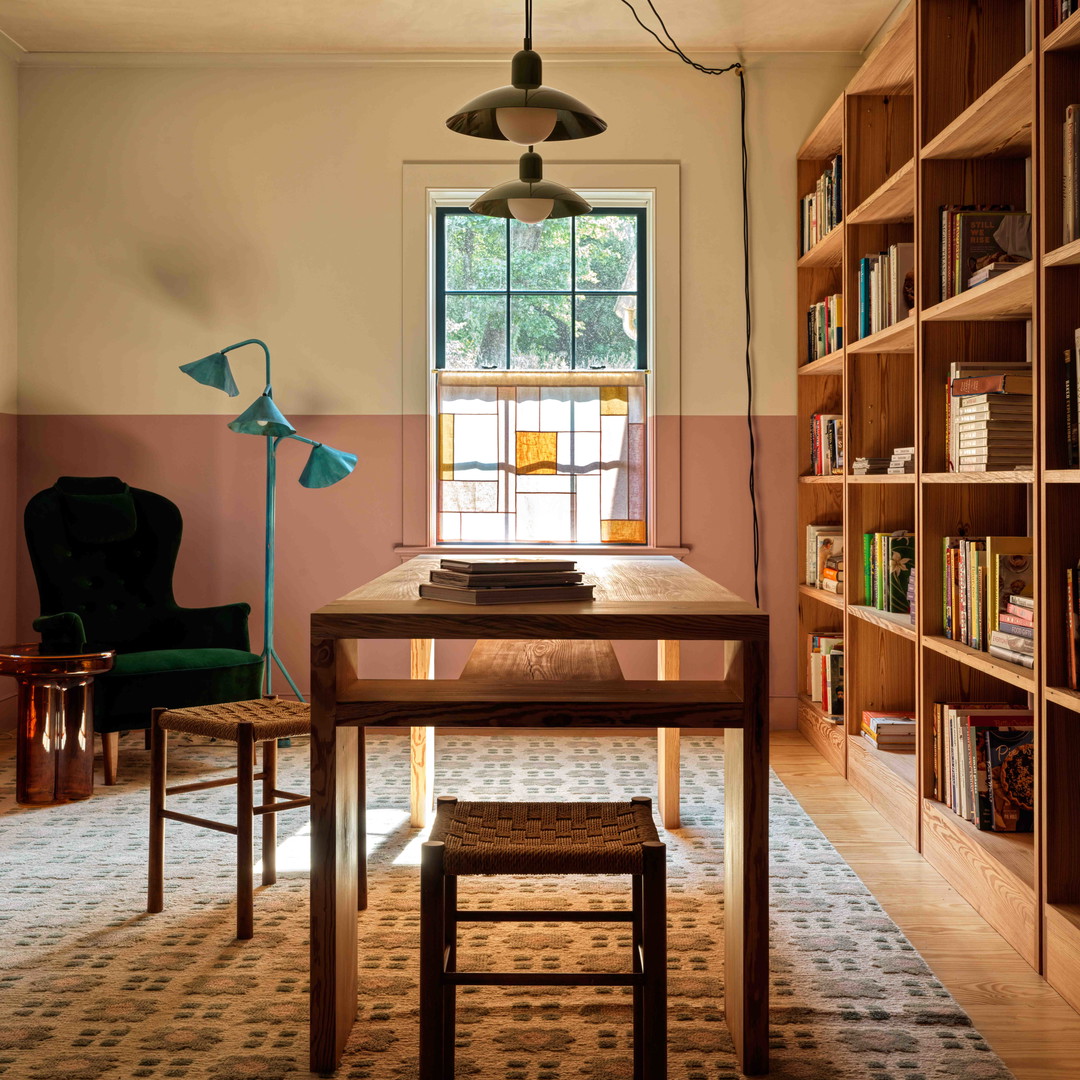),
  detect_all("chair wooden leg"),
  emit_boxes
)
[642,841,667,1080]
[262,738,277,886]
[632,872,644,1080]
[101,731,119,785]
[147,711,167,914]
[419,840,446,1080]
[443,873,457,1079]
[236,722,255,940]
